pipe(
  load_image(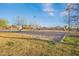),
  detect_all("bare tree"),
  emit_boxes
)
[15,16,27,31]
[64,3,79,31]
